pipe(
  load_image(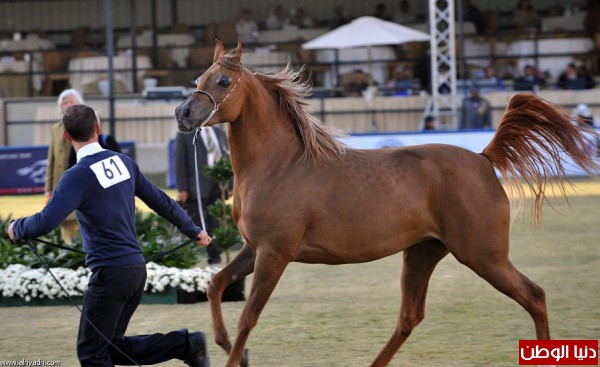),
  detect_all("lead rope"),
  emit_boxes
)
[23,239,142,367]
[192,128,207,231]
